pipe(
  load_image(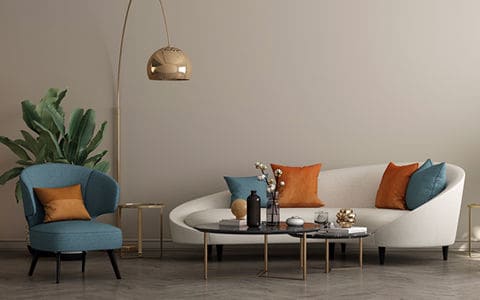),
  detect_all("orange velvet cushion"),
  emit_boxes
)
[375,162,419,210]
[34,184,91,223]
[270,163,325,208]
